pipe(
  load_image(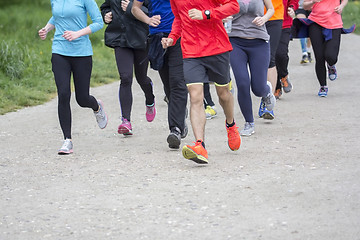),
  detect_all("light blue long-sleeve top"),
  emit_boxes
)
[48,0,104,56]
